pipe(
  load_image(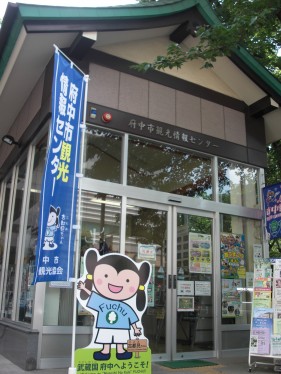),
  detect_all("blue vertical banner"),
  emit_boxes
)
[263,183,281,240]
[33,48,86,283]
